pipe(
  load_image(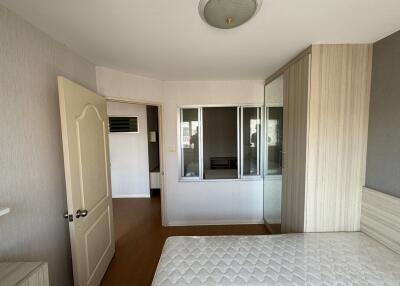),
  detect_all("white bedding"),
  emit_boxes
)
[152,232,400,285]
